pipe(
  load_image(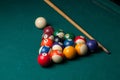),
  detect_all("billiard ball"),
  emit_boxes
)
[52,42,63,51]
[50,50,64,63]
[64,33,75,40]
[39,46,51,54]
[37,53,51,67]
[42,33,54,40]
[54,36,64,42]
[75,43,88,56]
[63,46,76,59]
[43,26,54,34]
[63,39,74,47]
[54,29,65,38]
[86,40,98,53]
[74,36,86,44]
[35,17,47,29]
[41,38,53,47]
